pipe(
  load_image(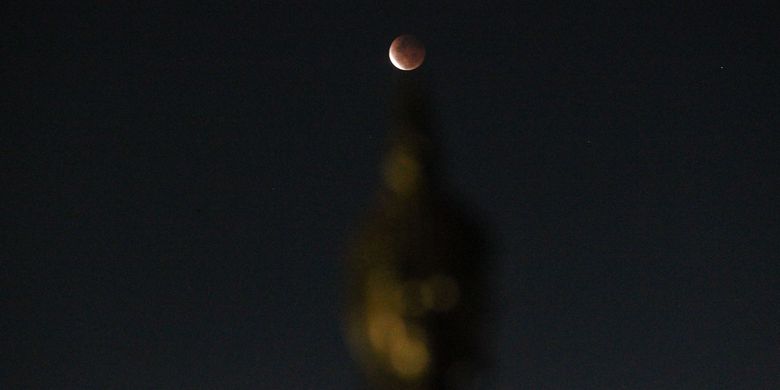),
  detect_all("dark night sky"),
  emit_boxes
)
[3,2,779,388]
